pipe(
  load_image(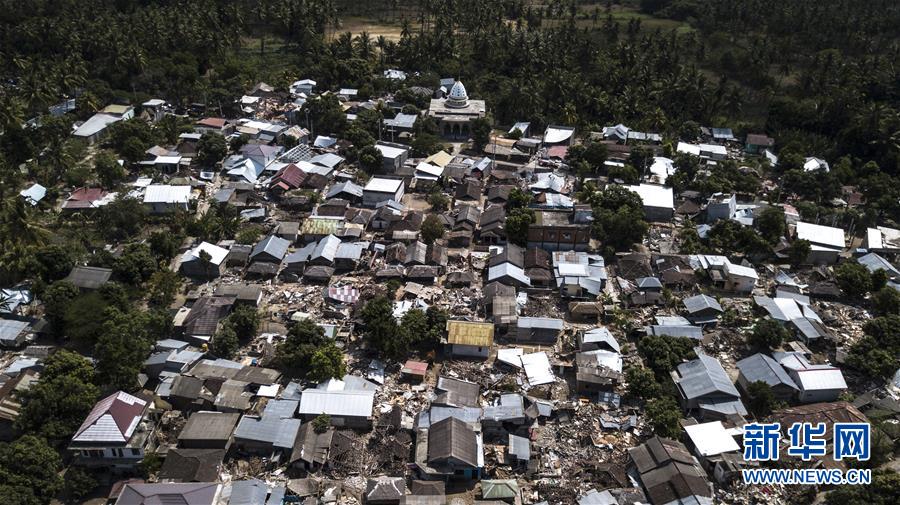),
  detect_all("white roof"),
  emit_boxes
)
[73,113,123,137]
[297,389,375,418]
[520,352,555,386]
[625,184,674,209]
[699,143,727,156]
[866,228,884,249]
[142,99,165,106]
[182,241,229,266]
[143,185,191,204]
[153,155,182,164]
[19,183,46,204]
[580,349,623,373]
[803,157,829,172]
[648,157,675,184]
[793,368,847,391]
[684,421,740,457]
[676,142,701,156]
[488,263,531,286]
[415,161,444,178]
[795,221,845,249]
[364,177,403,194]
[543,126,575,144]
[496,348,524,368]
[374,143,407,159]
[724,262,759,280]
